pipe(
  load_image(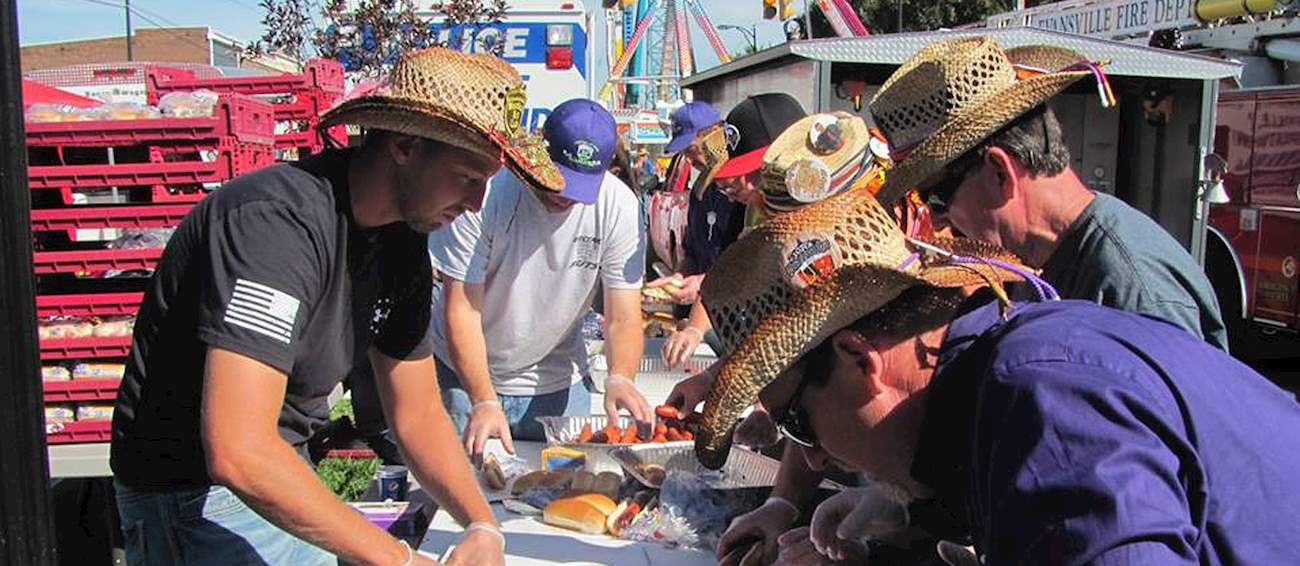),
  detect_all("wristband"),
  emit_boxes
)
[395,540,413,566]
[467,521,506,549]
[471,400,501,412]
[764,496,800,520]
